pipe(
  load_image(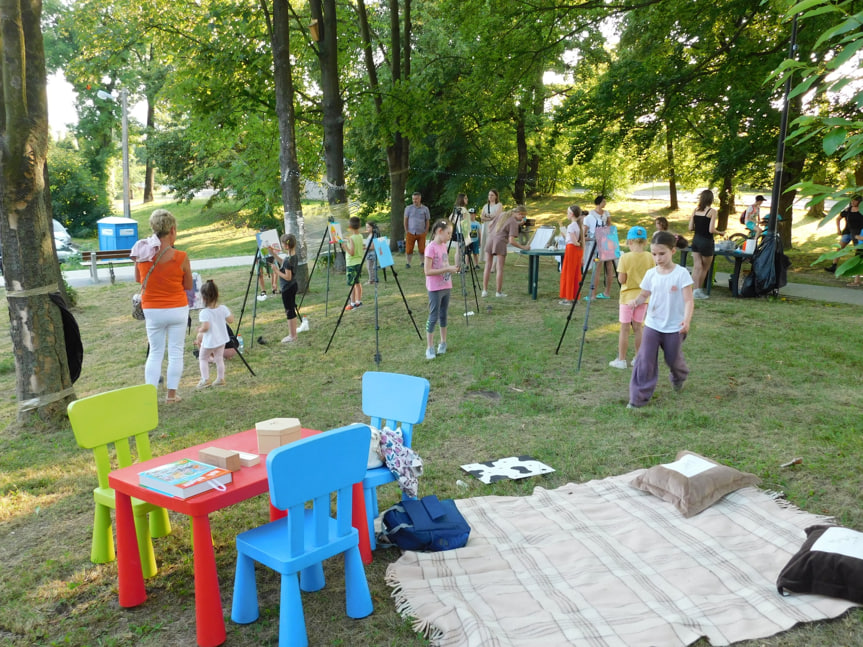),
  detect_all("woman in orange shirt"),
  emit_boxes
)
[134,209,193,403]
